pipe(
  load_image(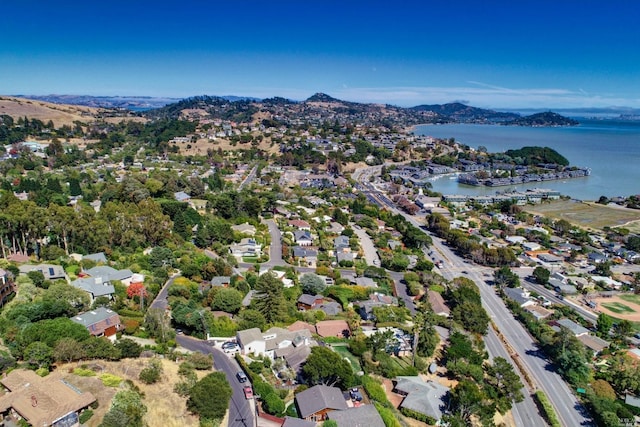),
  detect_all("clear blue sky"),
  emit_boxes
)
[2,0,639,109]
